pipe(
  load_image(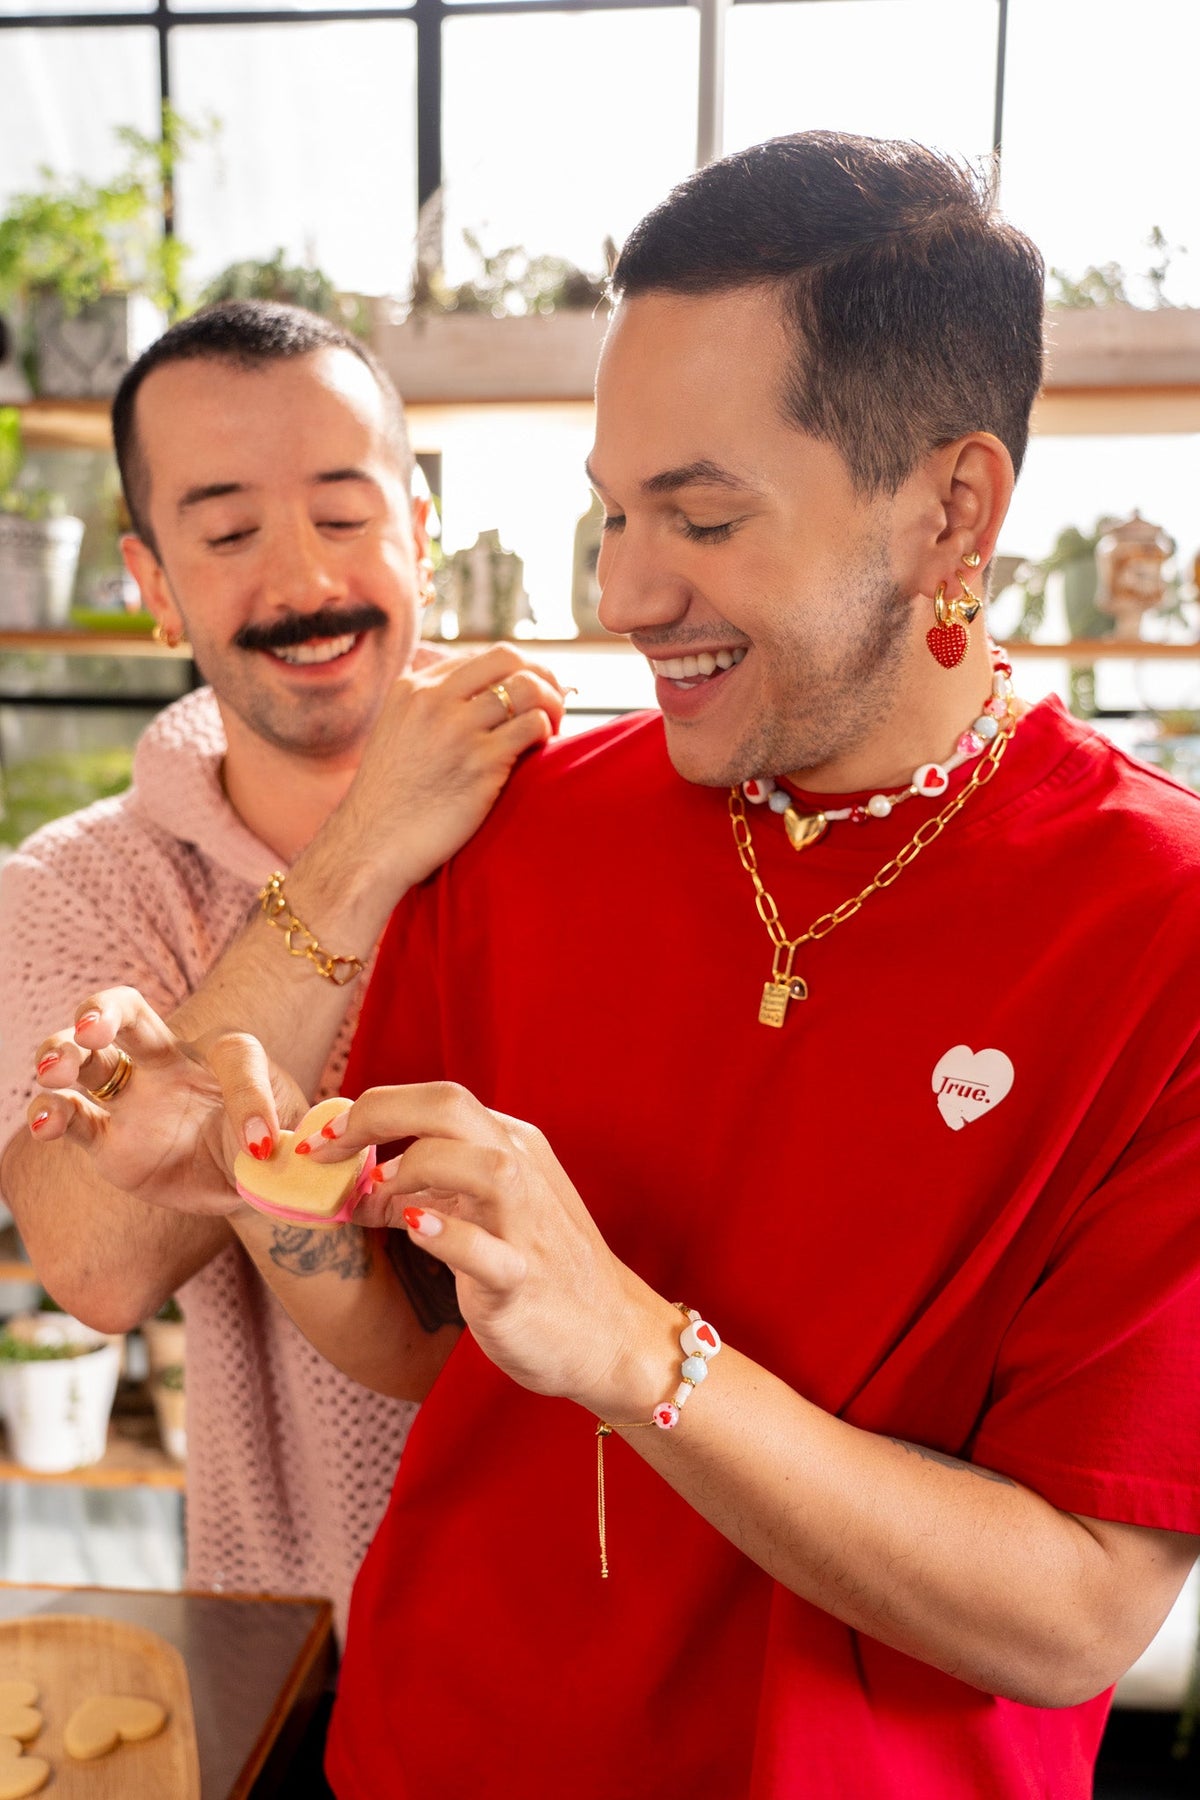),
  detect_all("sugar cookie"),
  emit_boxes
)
[0,1707,38,1748]
[233,1097,375,1229]
[0,1736,48,1799]
[64,1694,166,1761]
